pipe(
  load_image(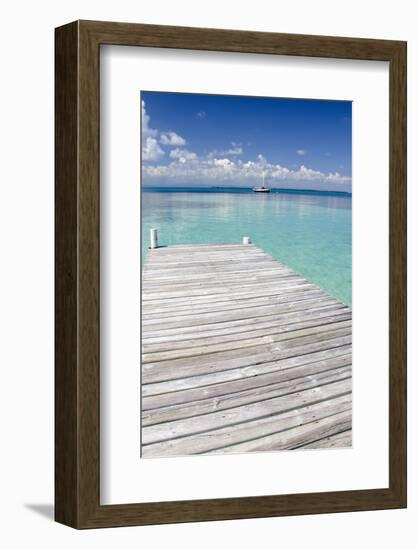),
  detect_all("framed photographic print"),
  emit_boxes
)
[55,20,406,528]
